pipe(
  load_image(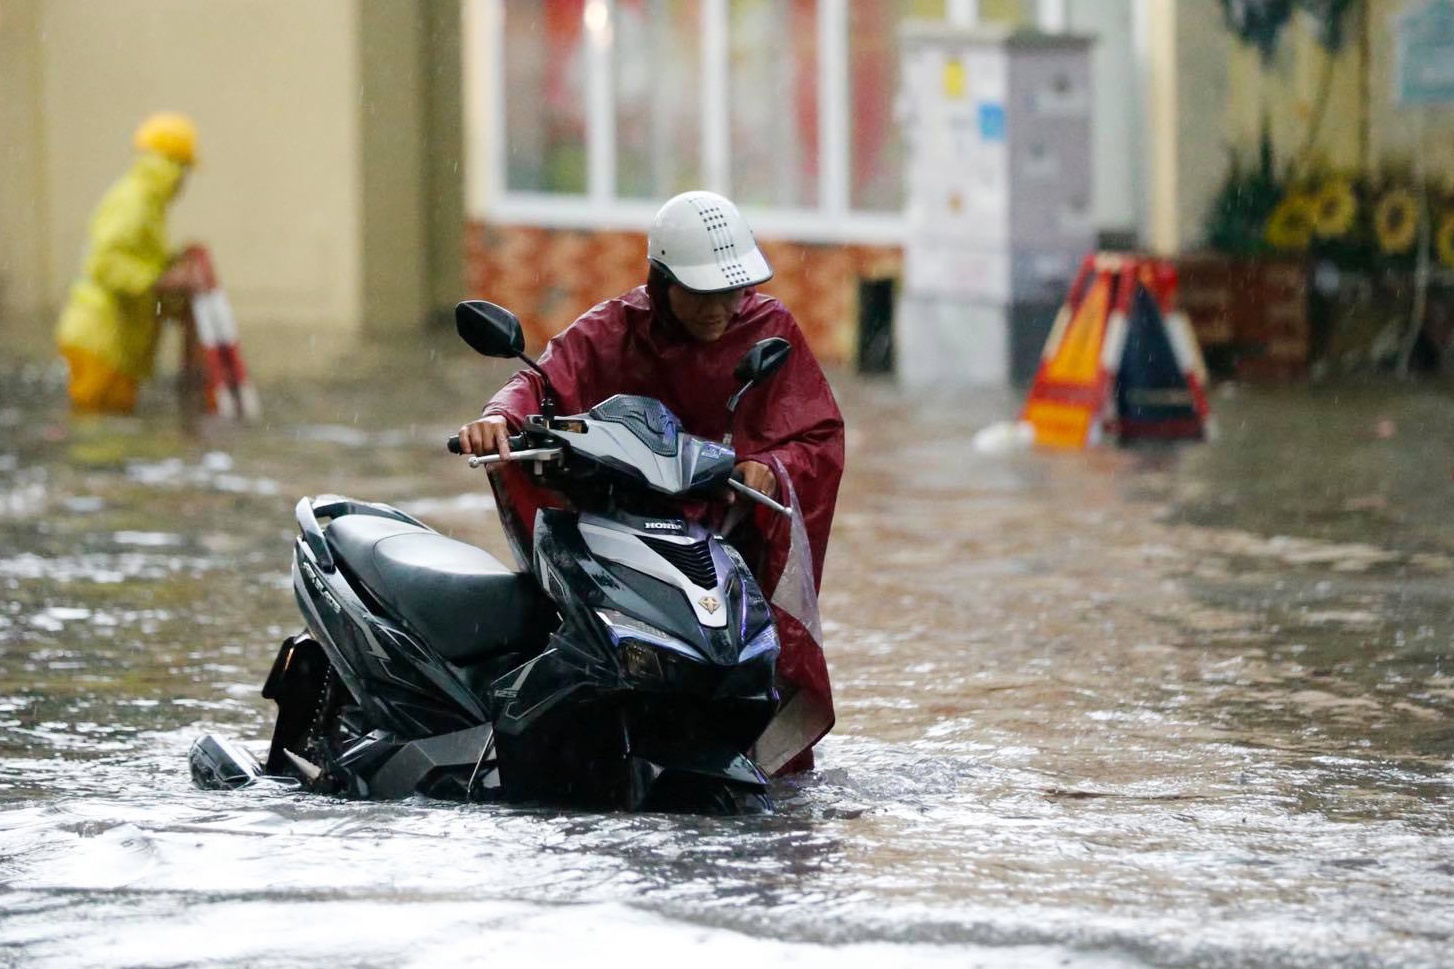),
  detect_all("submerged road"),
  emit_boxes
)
[0,337,1452,968]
